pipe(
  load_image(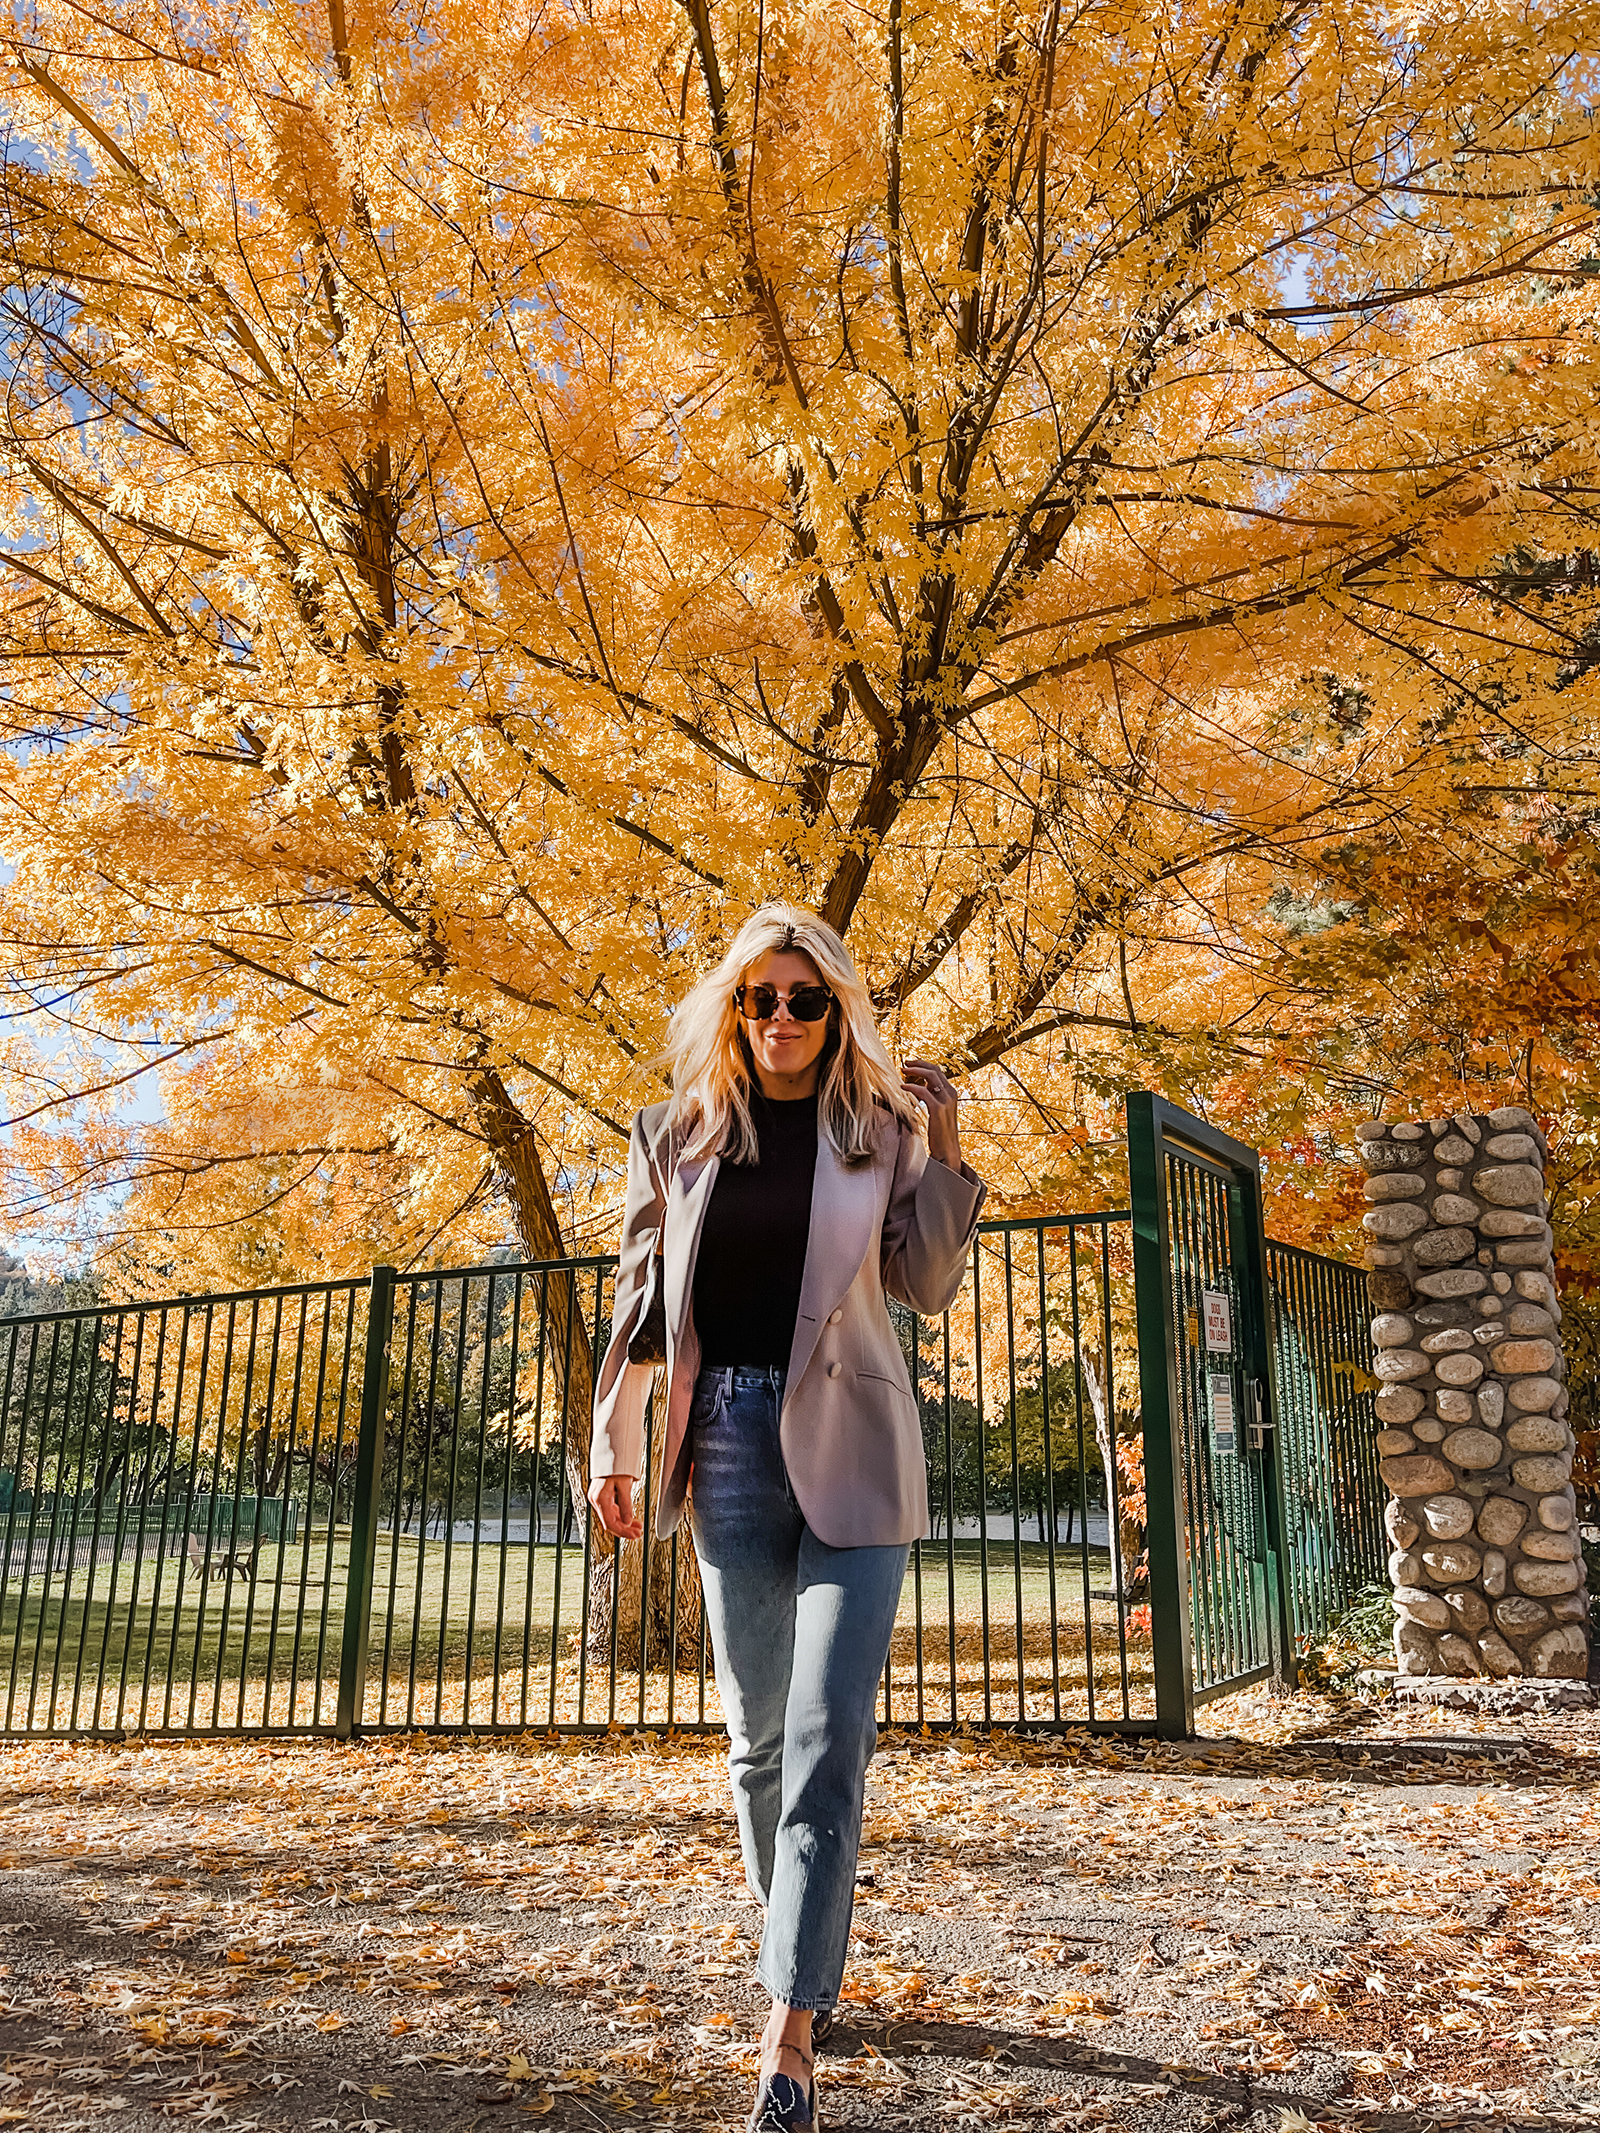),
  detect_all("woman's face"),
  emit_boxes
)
[738,947,834,1093]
